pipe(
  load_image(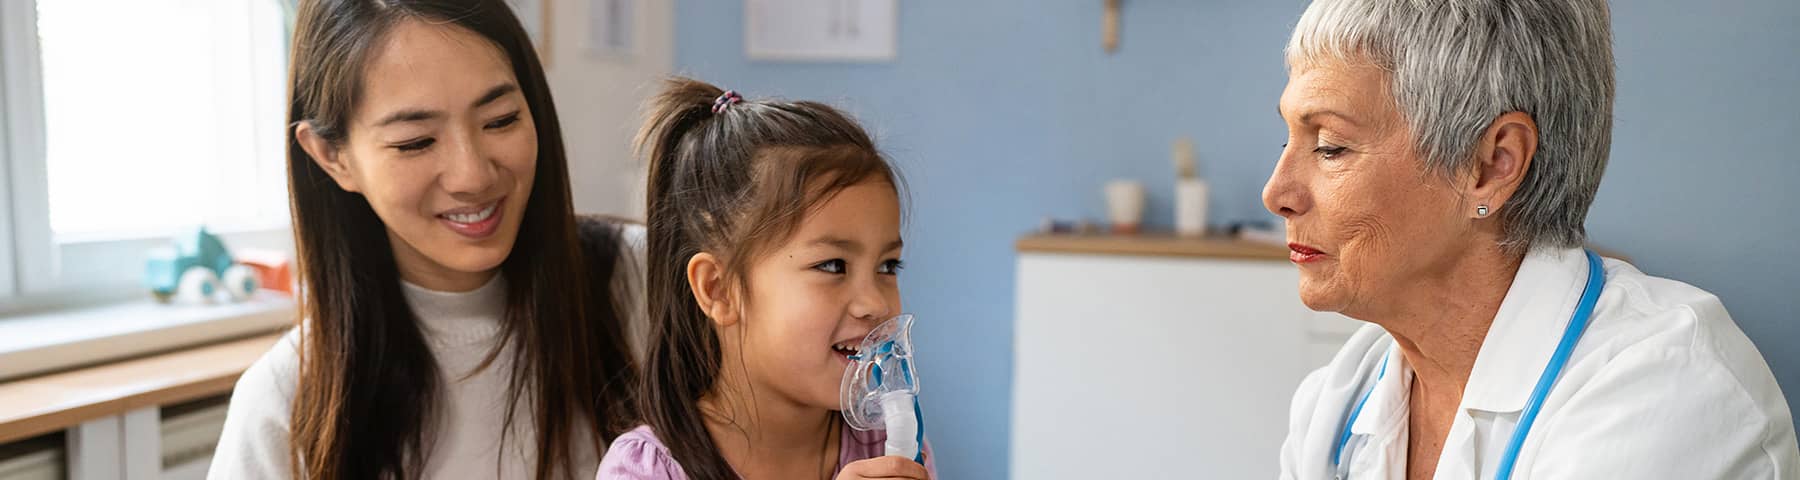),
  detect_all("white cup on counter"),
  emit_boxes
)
[1104,179,1145,234]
